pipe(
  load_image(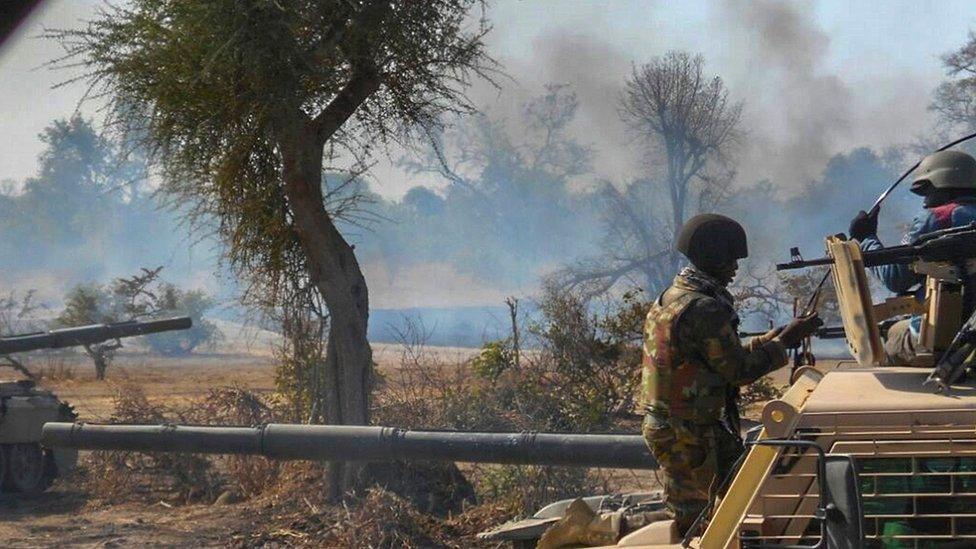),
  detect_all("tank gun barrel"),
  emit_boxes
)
[0,317,192,355]
[41,423,657,470]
